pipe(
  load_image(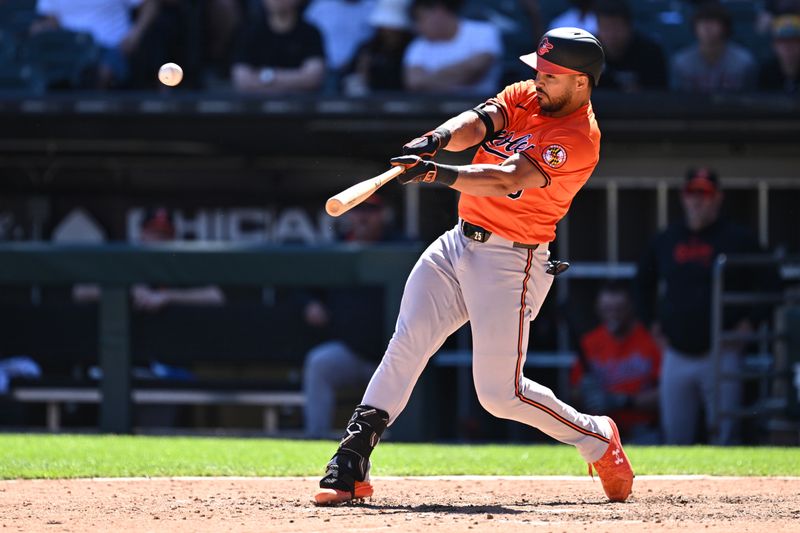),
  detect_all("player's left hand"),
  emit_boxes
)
[402,128,450,159]
[390,155,440,184]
